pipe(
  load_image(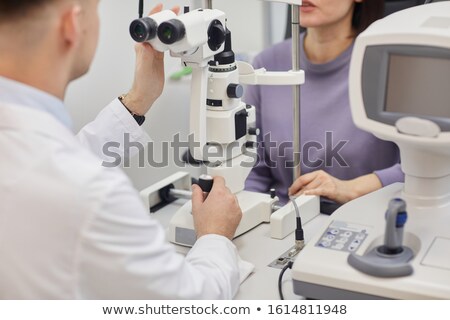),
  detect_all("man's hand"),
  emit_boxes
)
[288,170,382,204]
[191,176,243,240]
[122,4,180,116]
